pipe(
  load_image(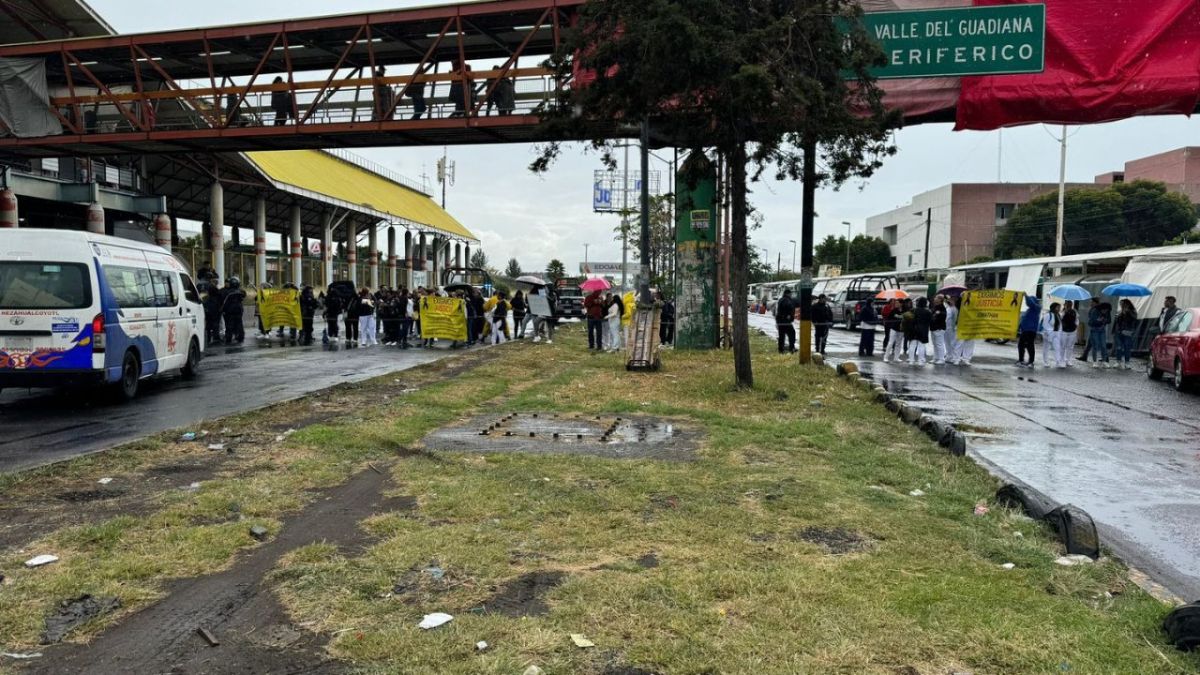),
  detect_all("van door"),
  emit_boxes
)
[0,261,96,374]
[149,268,183,371]
[100,262,161,376]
